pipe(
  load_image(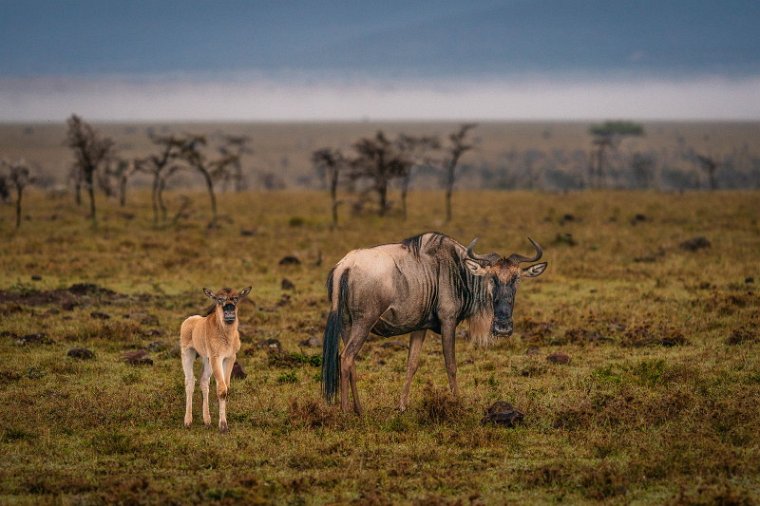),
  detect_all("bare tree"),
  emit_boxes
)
[349,131,403,217]
[588,121,644,189]
[218,135,252,192]
[135,134,184,224]
[1,159,34,228]
[312,147,346,228]
[695,153,719,190]
[395,134,440,220]
[443,124,476,223]
[177,134,240,227]
[65,115,114,226]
